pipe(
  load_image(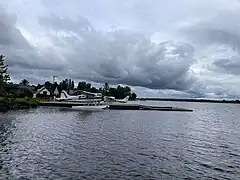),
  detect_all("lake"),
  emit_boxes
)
[0,101,239,179]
